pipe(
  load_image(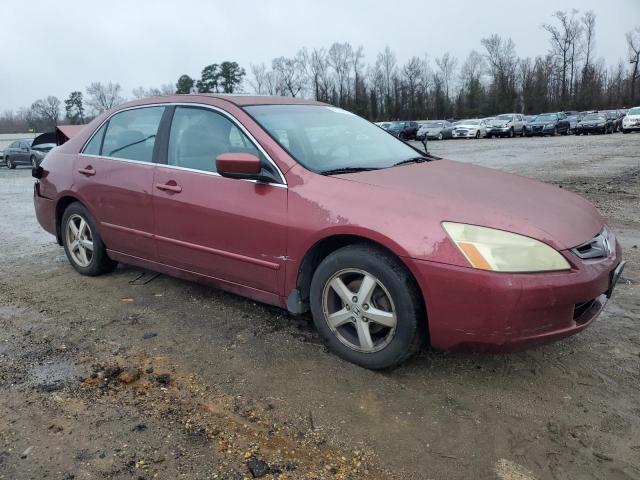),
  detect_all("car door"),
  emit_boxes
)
[152,105,288,294]
[74,105,165,261]
[17,141,29,164]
